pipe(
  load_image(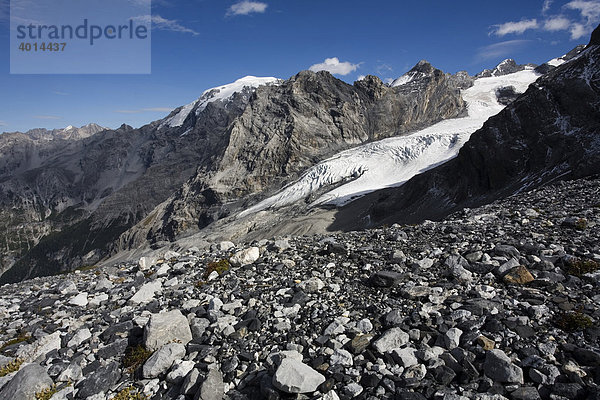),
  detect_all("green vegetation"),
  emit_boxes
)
[35,384,58,400]
[567,258,600,277]
[203,259,231,279]
[0,331,30,352]
[122,345,153,373]
[0,358,23,377]
[574,218,588,230]
[555,311,594,332]
[111,387,147,400]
